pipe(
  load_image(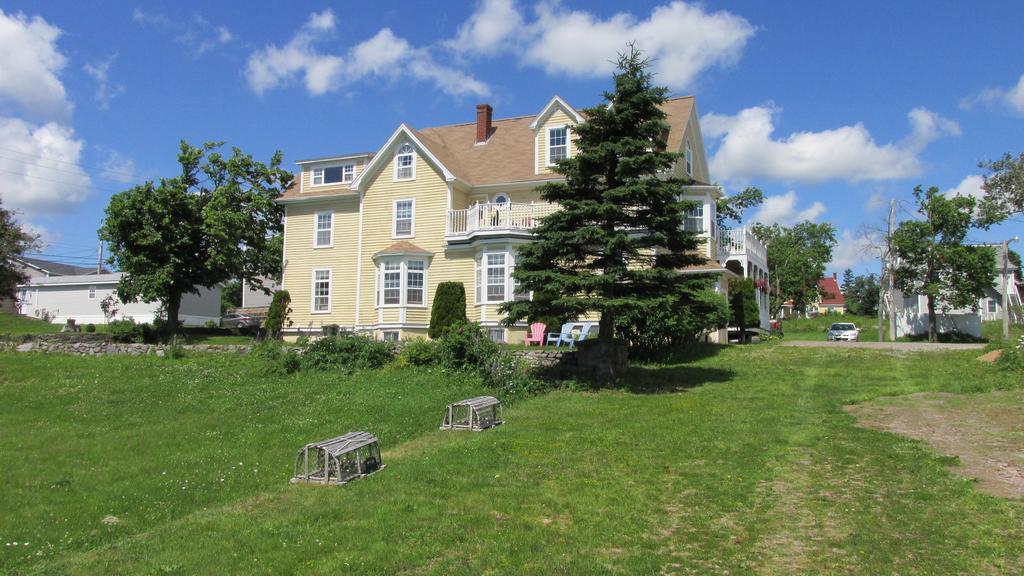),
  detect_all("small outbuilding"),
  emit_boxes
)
[440,396,503,431]
[291,431,383,485]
